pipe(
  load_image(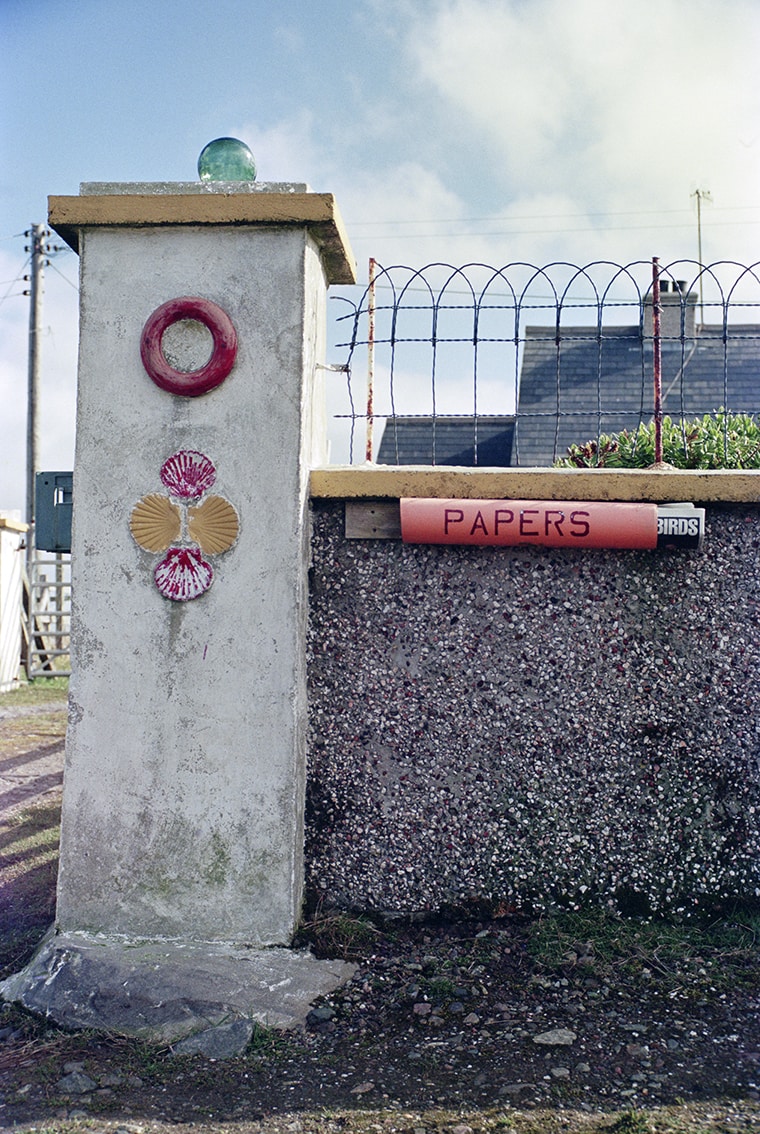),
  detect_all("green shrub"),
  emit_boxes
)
[555,411,760,469]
